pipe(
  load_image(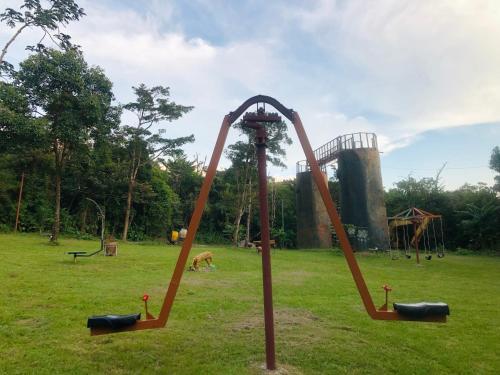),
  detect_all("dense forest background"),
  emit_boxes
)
[1,1,499,251]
